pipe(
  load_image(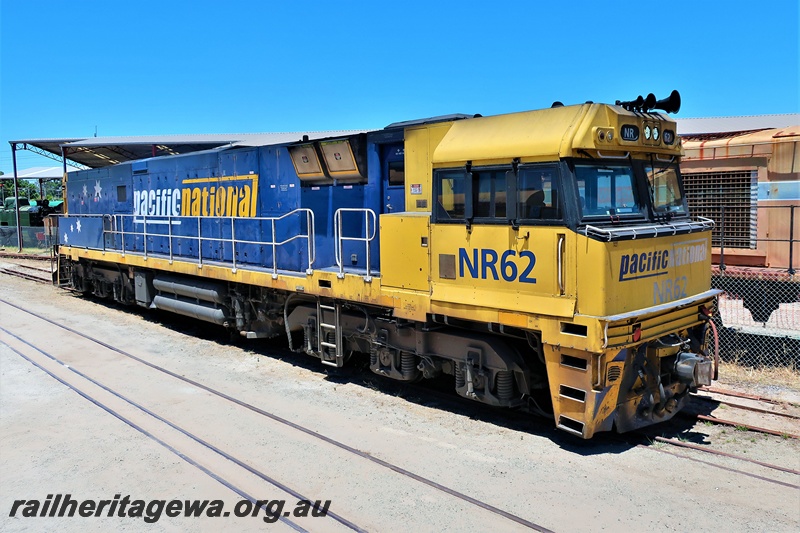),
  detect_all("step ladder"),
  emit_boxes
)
[317,300,344,367]
[56,254,72,288]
